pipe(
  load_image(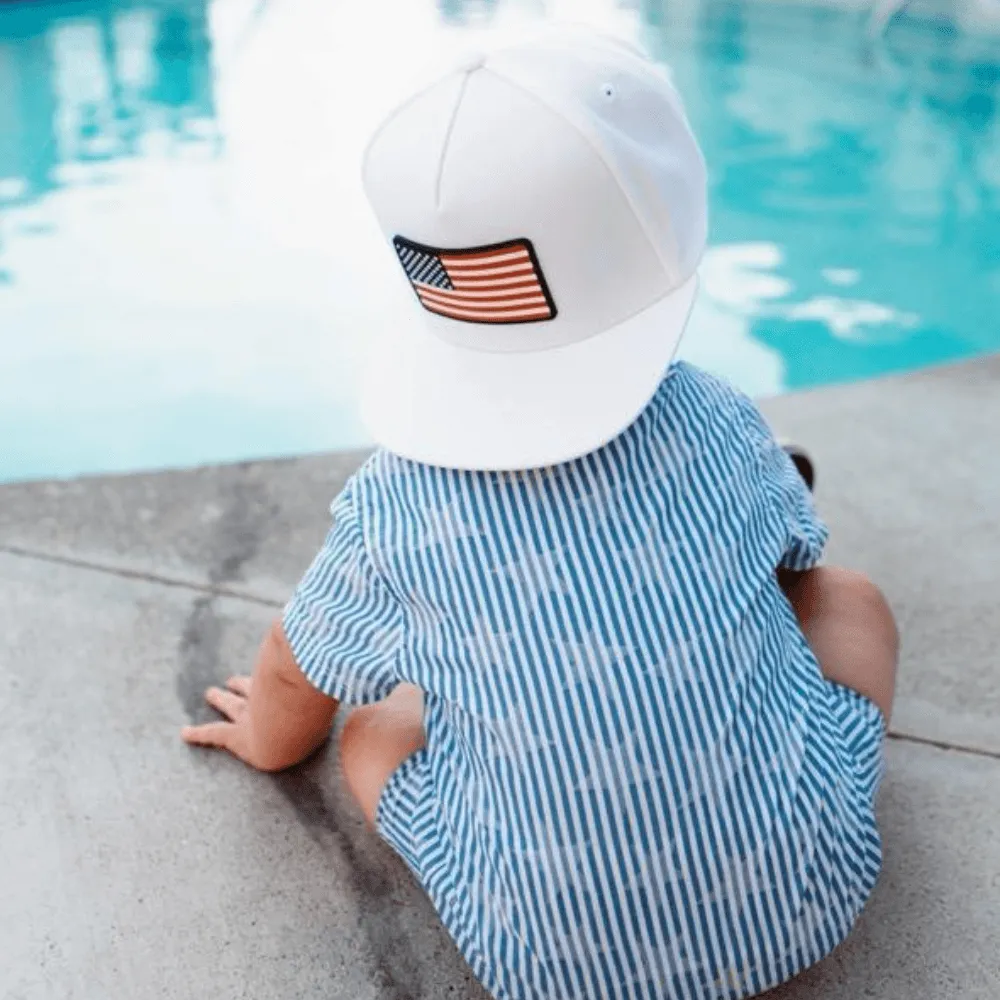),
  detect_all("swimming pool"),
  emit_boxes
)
[2,0,999,484]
